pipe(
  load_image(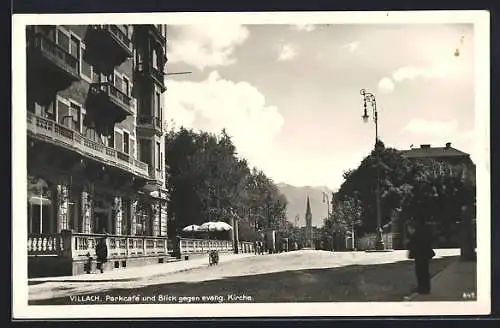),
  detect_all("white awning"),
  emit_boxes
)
[28,196,52,206]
